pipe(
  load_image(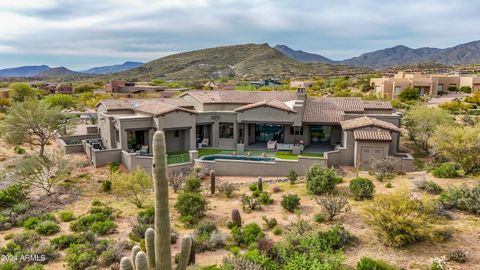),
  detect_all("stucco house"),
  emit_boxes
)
[370,71,480,99]
[68,89,413,174]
